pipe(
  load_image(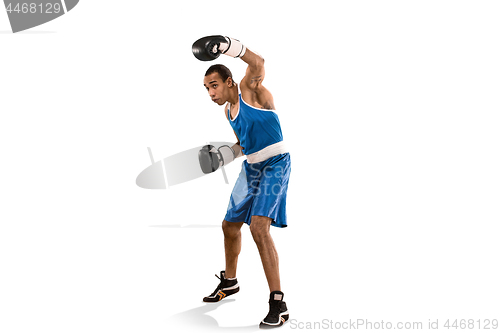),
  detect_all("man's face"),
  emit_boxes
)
[203,72,231,106]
